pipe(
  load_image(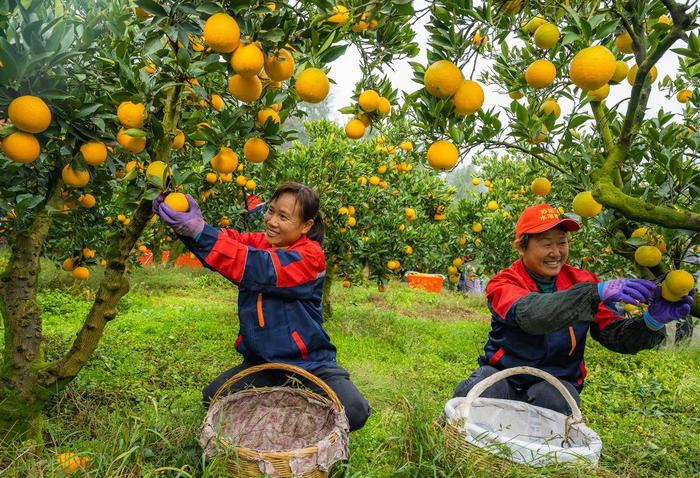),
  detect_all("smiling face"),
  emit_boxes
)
[517,227,570,278]
[263,193,314,248]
